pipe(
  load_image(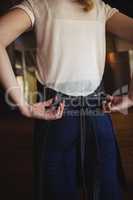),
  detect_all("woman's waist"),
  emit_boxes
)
[43,83,107,110]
